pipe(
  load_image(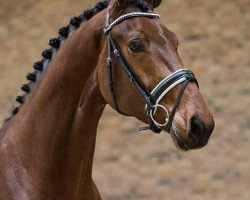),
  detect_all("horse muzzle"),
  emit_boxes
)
[170,116,215,151]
